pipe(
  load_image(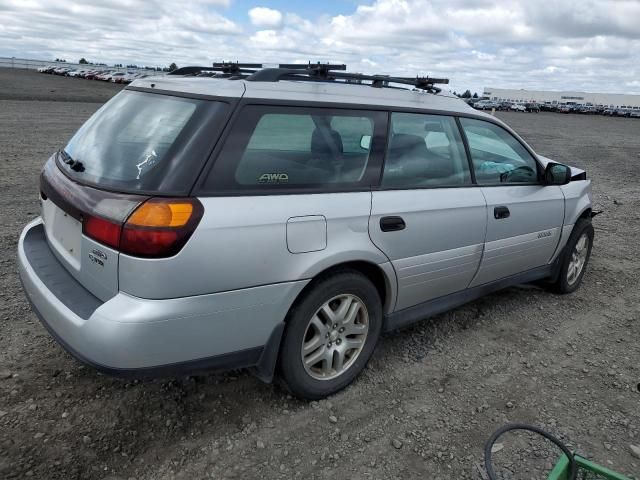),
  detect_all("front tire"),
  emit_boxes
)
[278,270,382,399]
[550,218,594,293]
